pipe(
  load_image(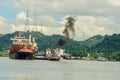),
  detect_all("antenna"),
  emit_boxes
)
[25,8,29,32]
[40,22,43,33]
[34,11,37,32]
[83,32,85,41]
